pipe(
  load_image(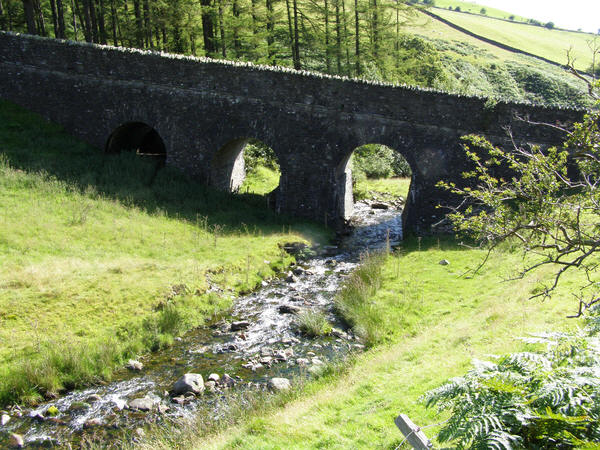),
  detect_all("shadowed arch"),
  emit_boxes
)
[105,122,167,166]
